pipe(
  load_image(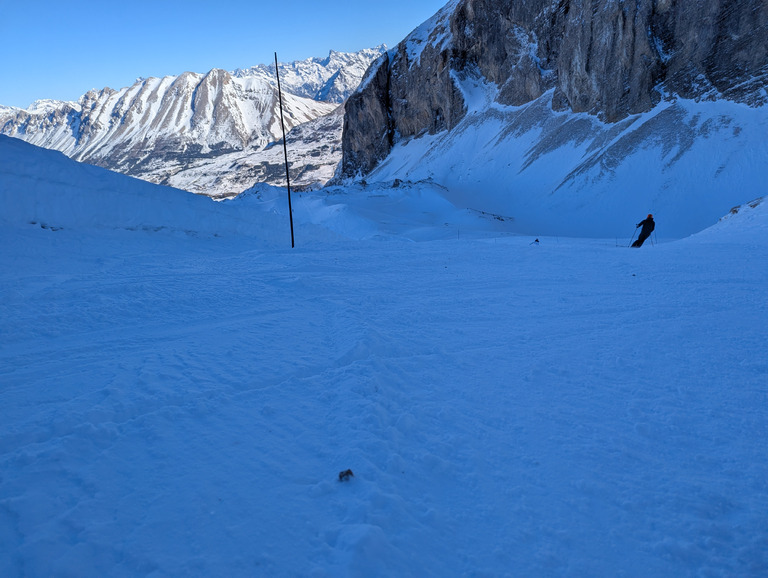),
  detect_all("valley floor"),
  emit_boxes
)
[1,225,767,577]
